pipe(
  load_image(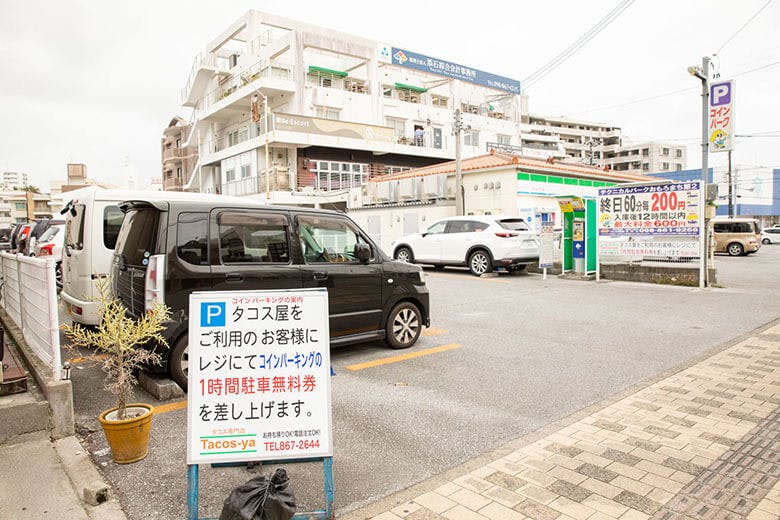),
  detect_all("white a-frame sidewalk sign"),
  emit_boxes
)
[186,288,334,519]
